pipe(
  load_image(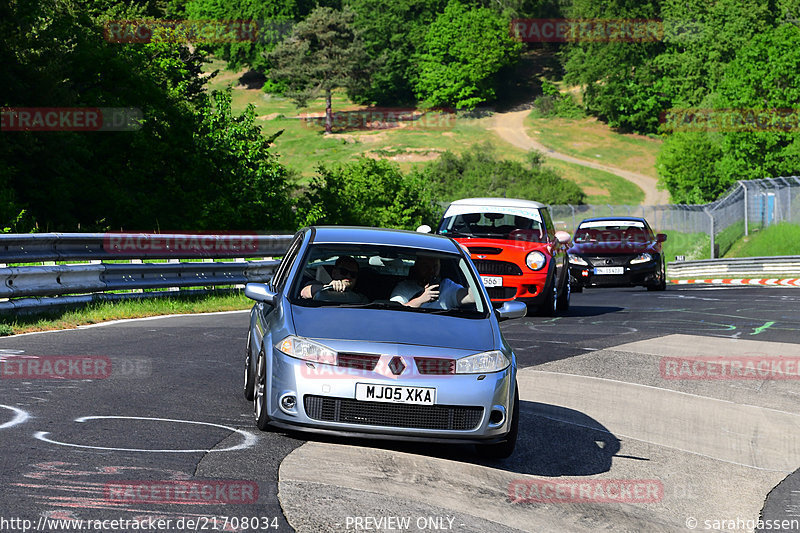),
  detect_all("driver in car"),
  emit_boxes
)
[390,255,474,309]
[300,255,368,303]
